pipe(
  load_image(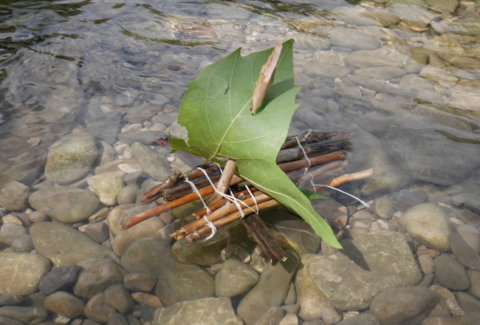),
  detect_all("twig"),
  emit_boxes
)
[208,159,236,204]
[124,174,244,229]
[185,199,279,242]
